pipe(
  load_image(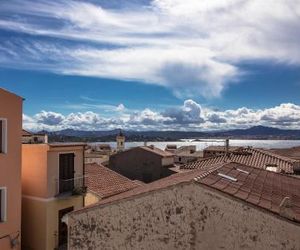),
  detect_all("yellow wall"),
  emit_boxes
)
[84,192,100,207]
[22,196,83,250]
[22,144,85,250]
[22,197,47,250]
